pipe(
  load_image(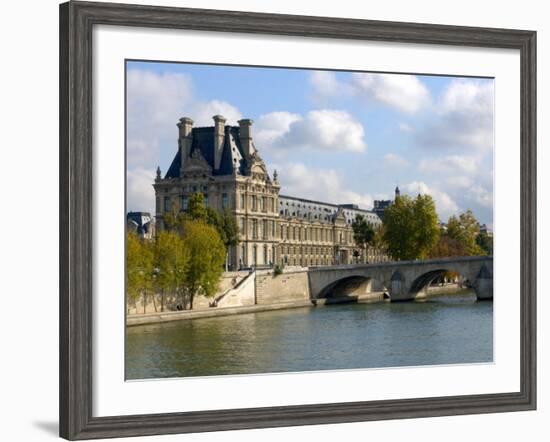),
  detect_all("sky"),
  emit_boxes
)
[126,60,494,226]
